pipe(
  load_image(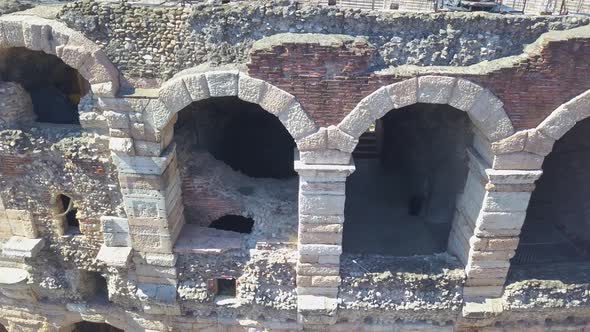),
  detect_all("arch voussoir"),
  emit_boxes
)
[0,15,120,96]
[339,76,514,149]
[183,73,210,102]
[449,78,484,112]
[155,70,318,145]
